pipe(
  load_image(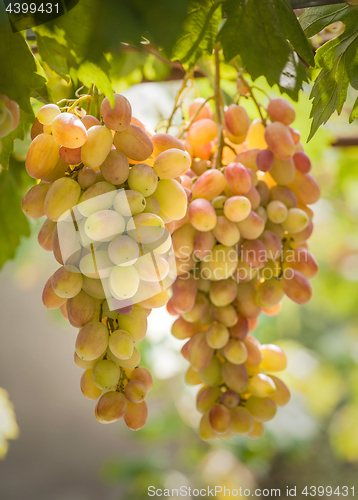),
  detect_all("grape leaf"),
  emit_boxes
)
[349,97,358,123]
[218,0,312,99]
[300,3,350,37]
[171,0,223,71]
[0,169,30,270]
[0,6,48,114]
[35,33,74,82]
[0,109,33,170]
[77,62,114,107]
[306,5,358,139]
